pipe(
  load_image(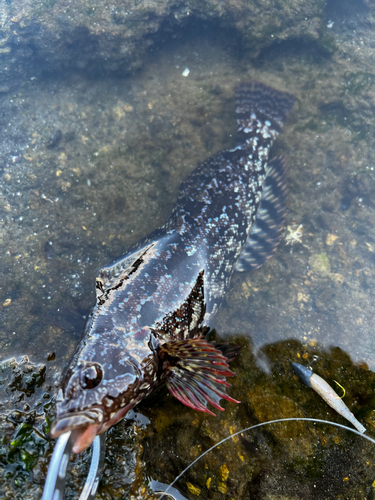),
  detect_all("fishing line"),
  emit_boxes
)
[158,417,375,499]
